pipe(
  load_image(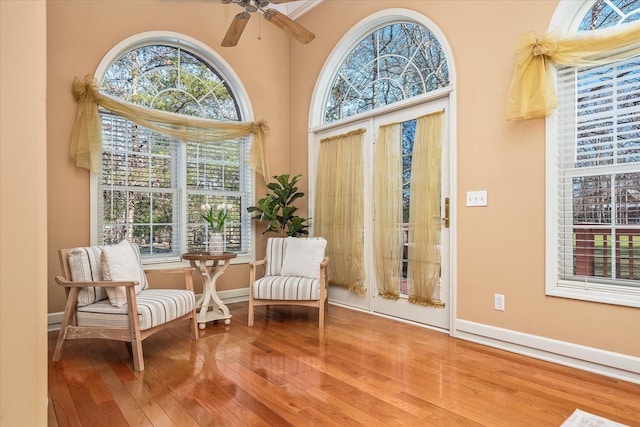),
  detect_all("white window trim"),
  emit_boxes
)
[545,109,640,308]
[545,1,640,308]
[90,31,256,266]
